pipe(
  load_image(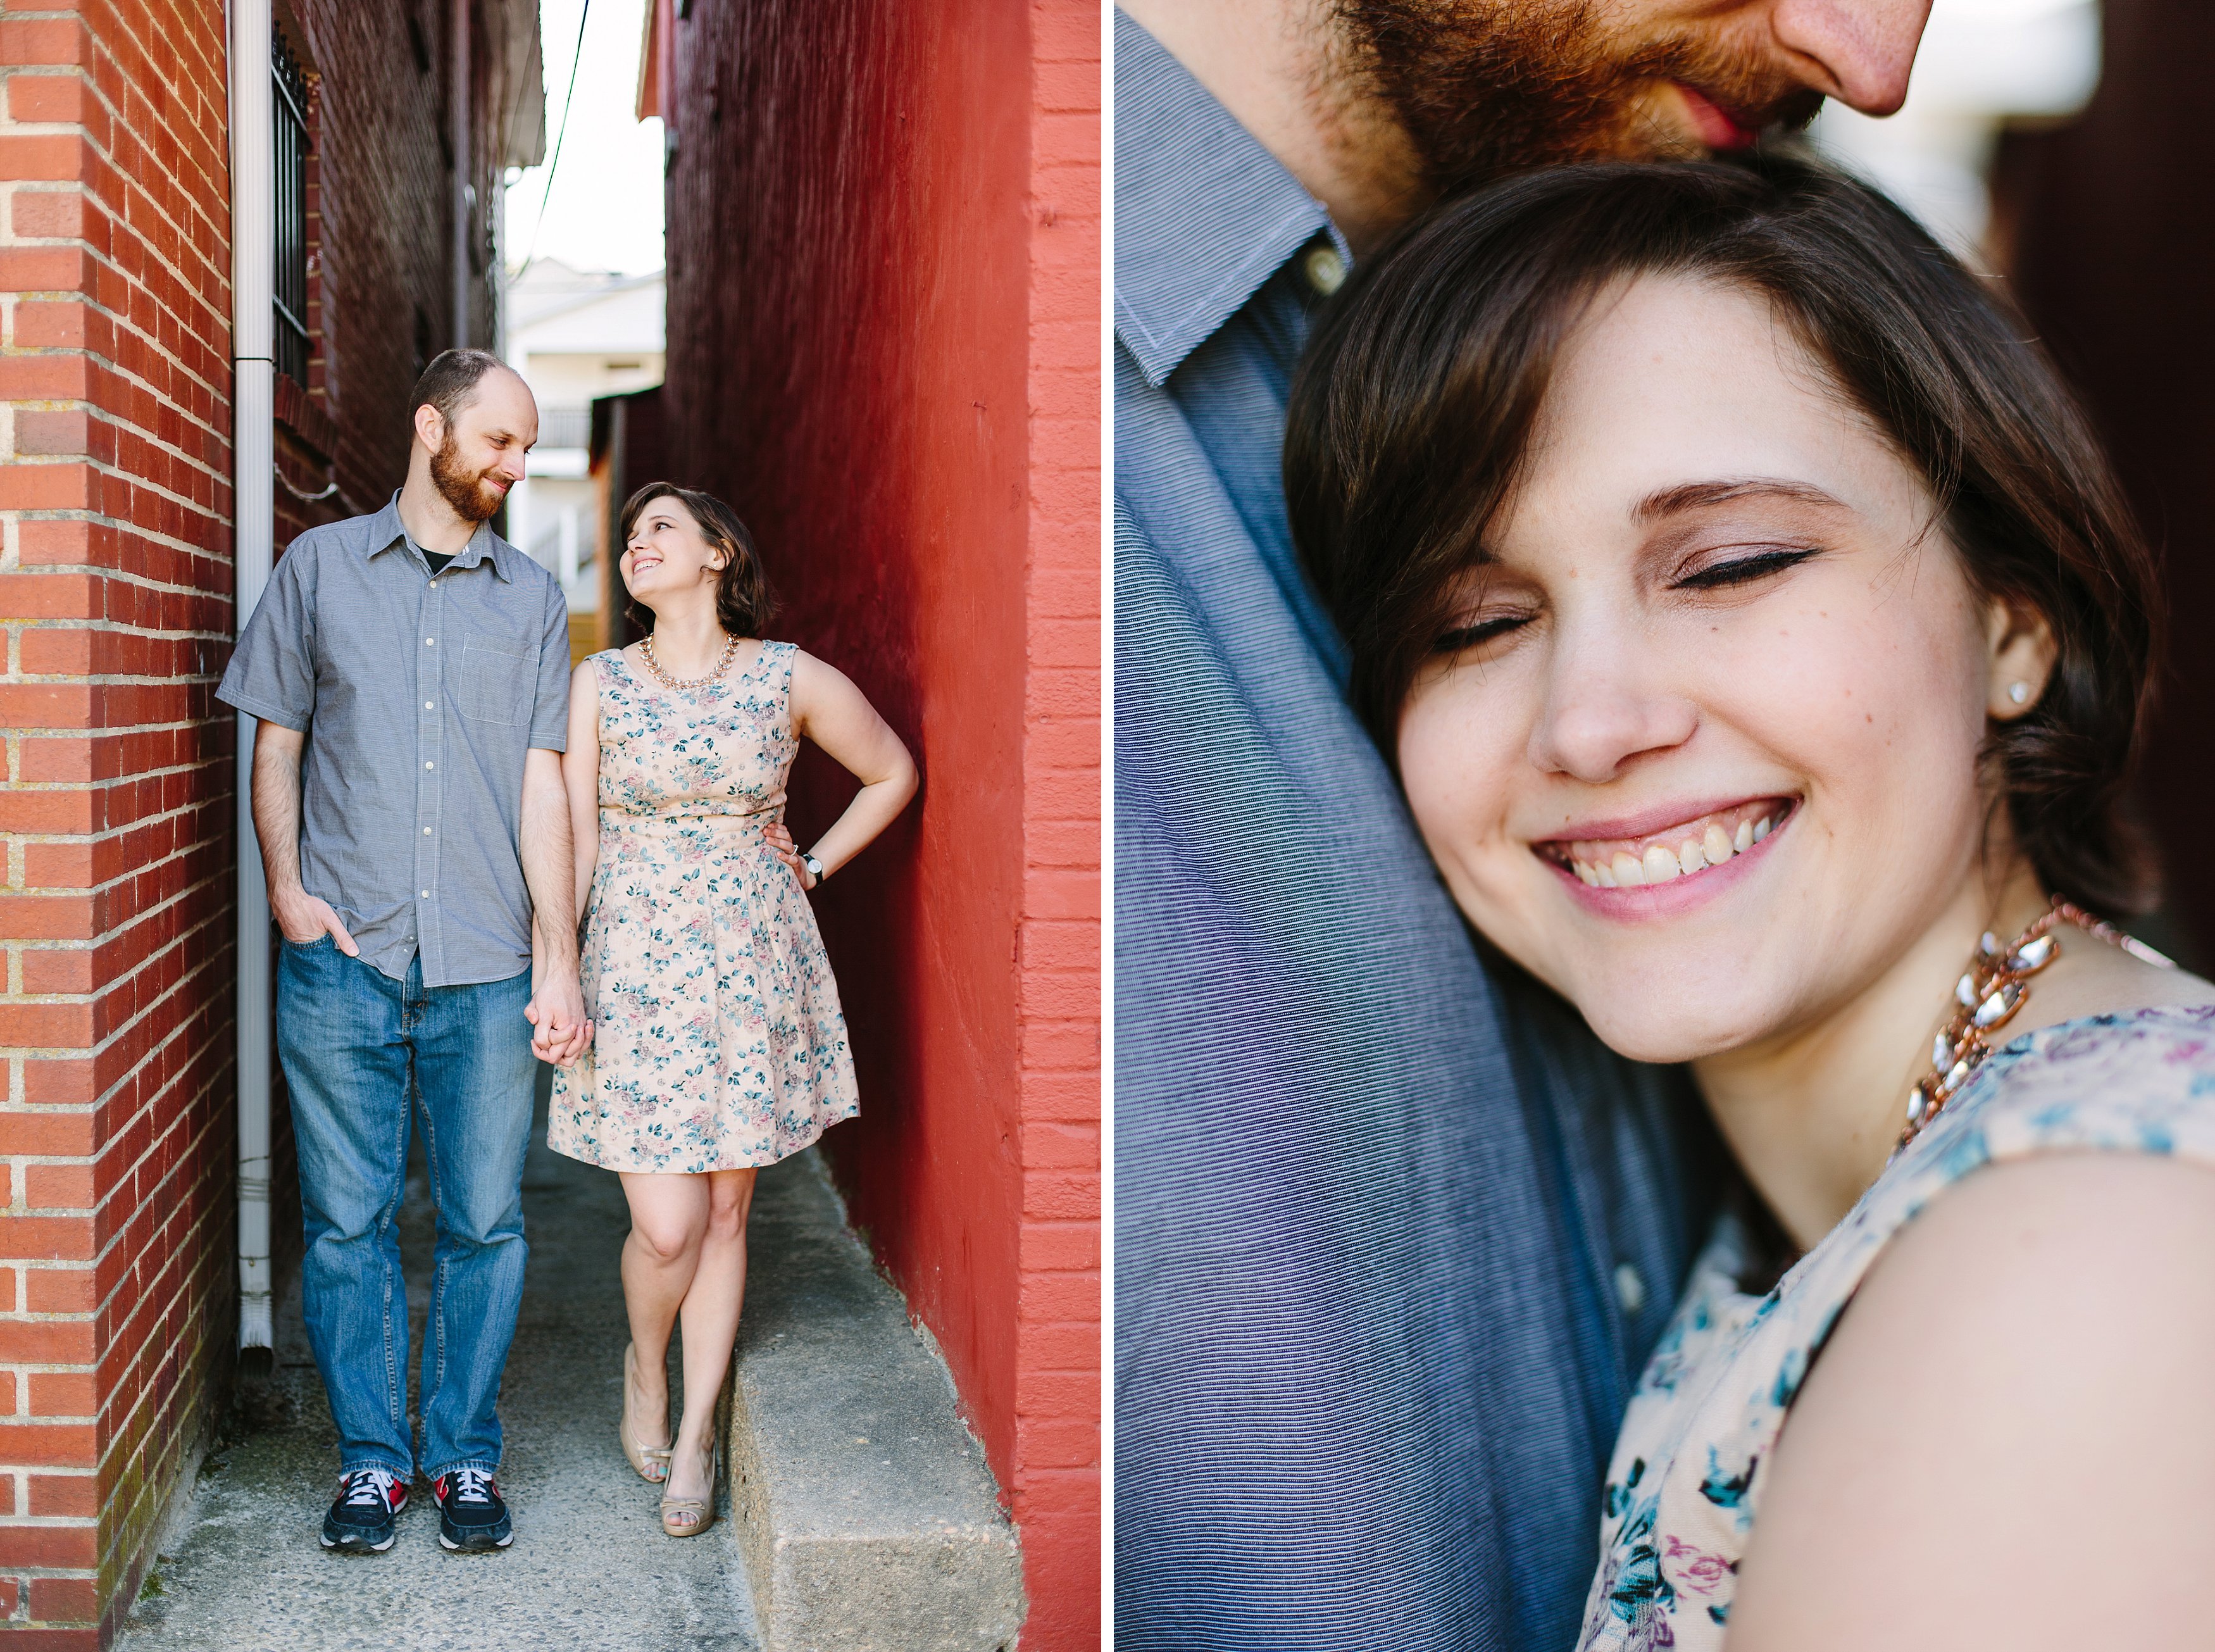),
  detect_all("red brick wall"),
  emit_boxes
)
[0,2,239,1641]
[1012,6,1102,1642]
[288,0,457,523]
[659,1,1101,1644]
[0,3,513,1640]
